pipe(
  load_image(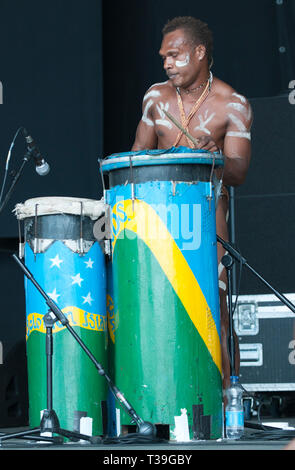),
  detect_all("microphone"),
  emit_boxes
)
[23,128,50,176]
